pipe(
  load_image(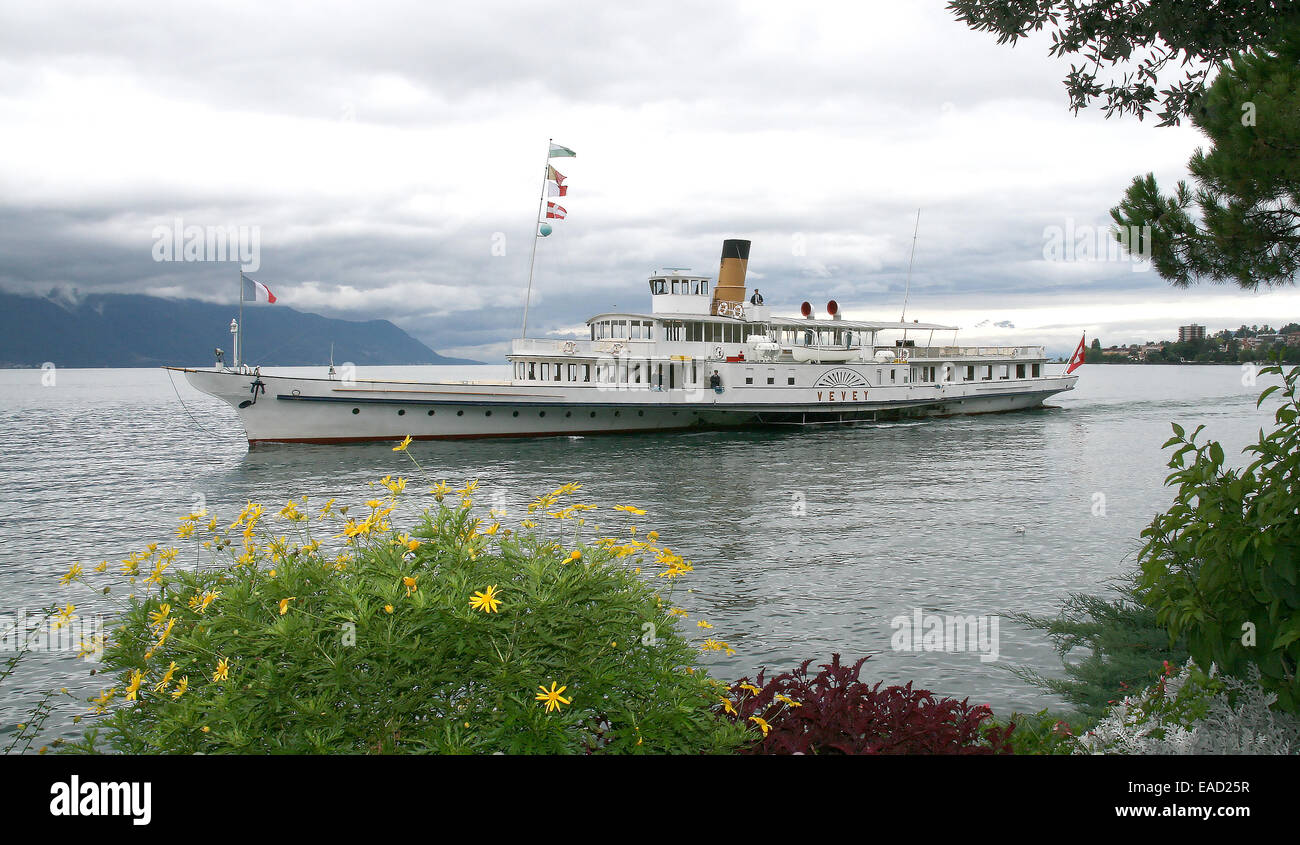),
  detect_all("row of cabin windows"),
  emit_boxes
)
[649,278,709,296]
[516,361,593,383]
[775,328,873,347]
[744,368,797,386]
[516,359,700,388]
[928,363,1041,382]
[882,362,1043,385]
[591,319,761,344]
[591,319,655,340]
